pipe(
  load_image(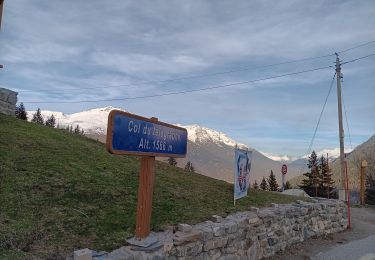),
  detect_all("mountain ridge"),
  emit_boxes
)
[26,106,358,184]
